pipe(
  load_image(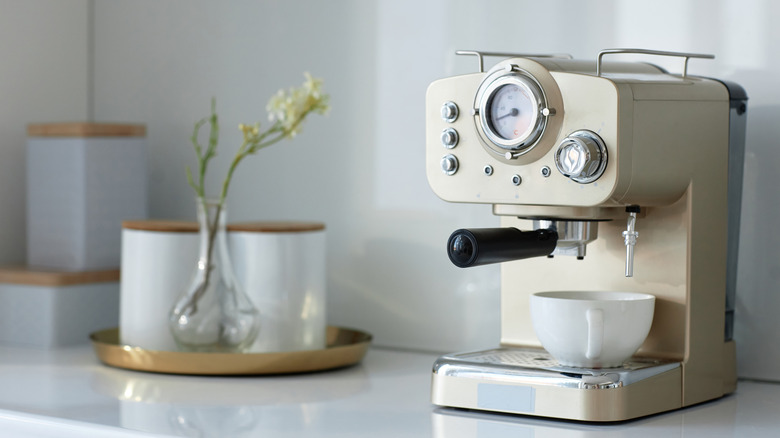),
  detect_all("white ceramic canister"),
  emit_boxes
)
[0,267,120,348]
[229,222,326,353]
[120,220,199,351]
[119,220,326,352]
[27,123,148,271]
